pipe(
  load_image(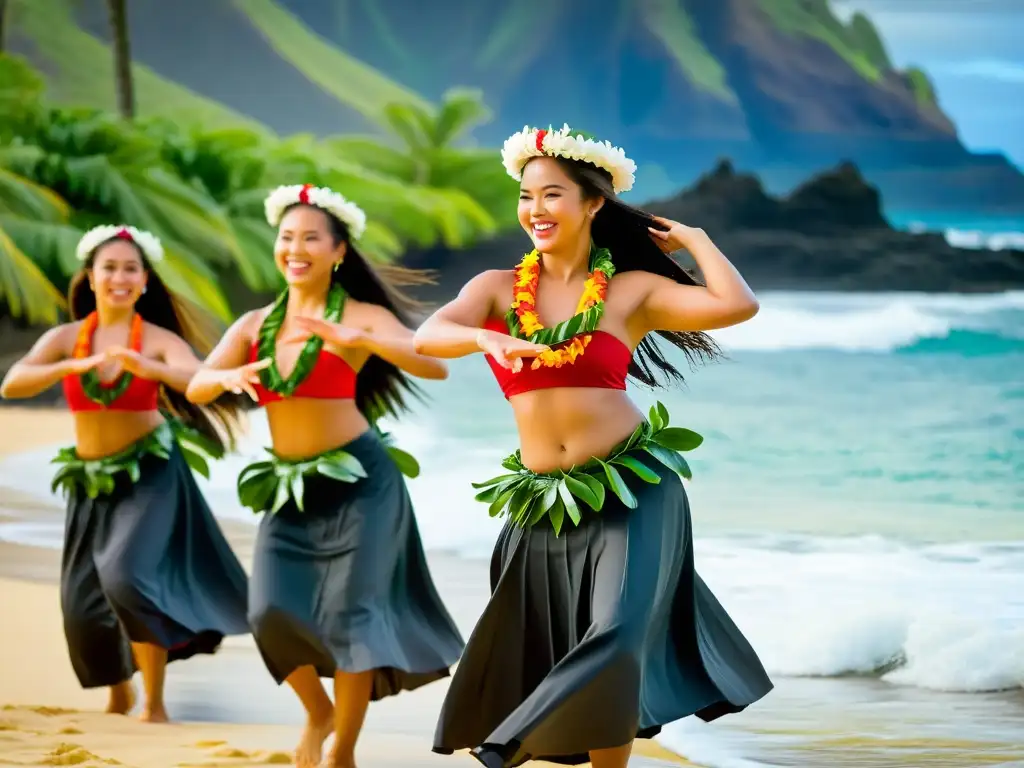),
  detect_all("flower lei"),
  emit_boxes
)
[256,284,346,396]
[504,245,615,369]
[73,312,145,406]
